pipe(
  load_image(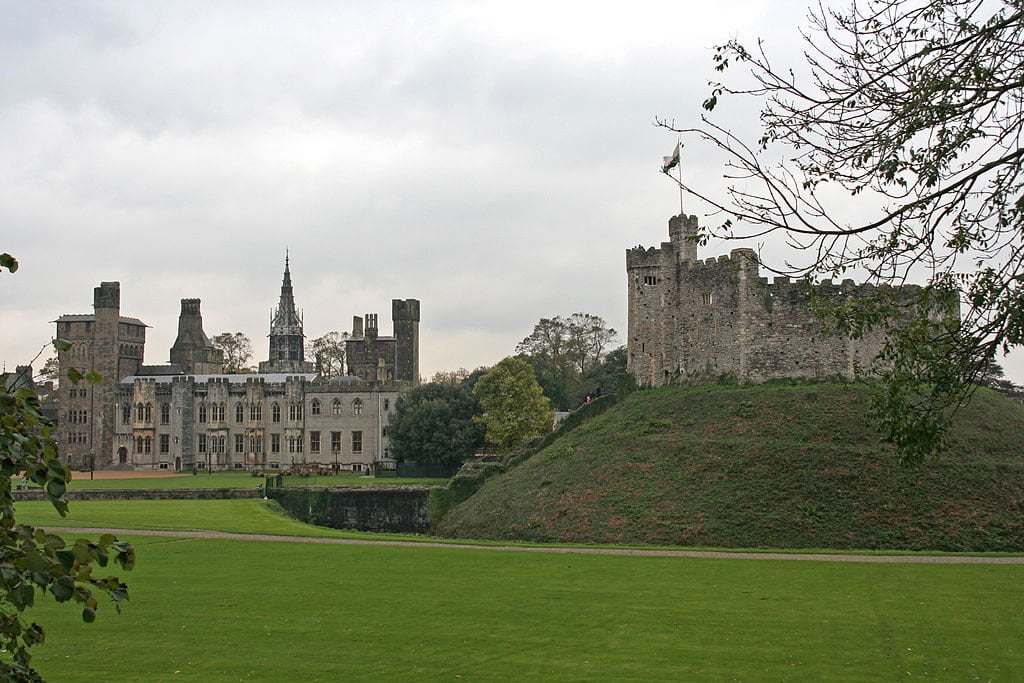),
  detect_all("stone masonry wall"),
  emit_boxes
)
[626,215,902,386]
